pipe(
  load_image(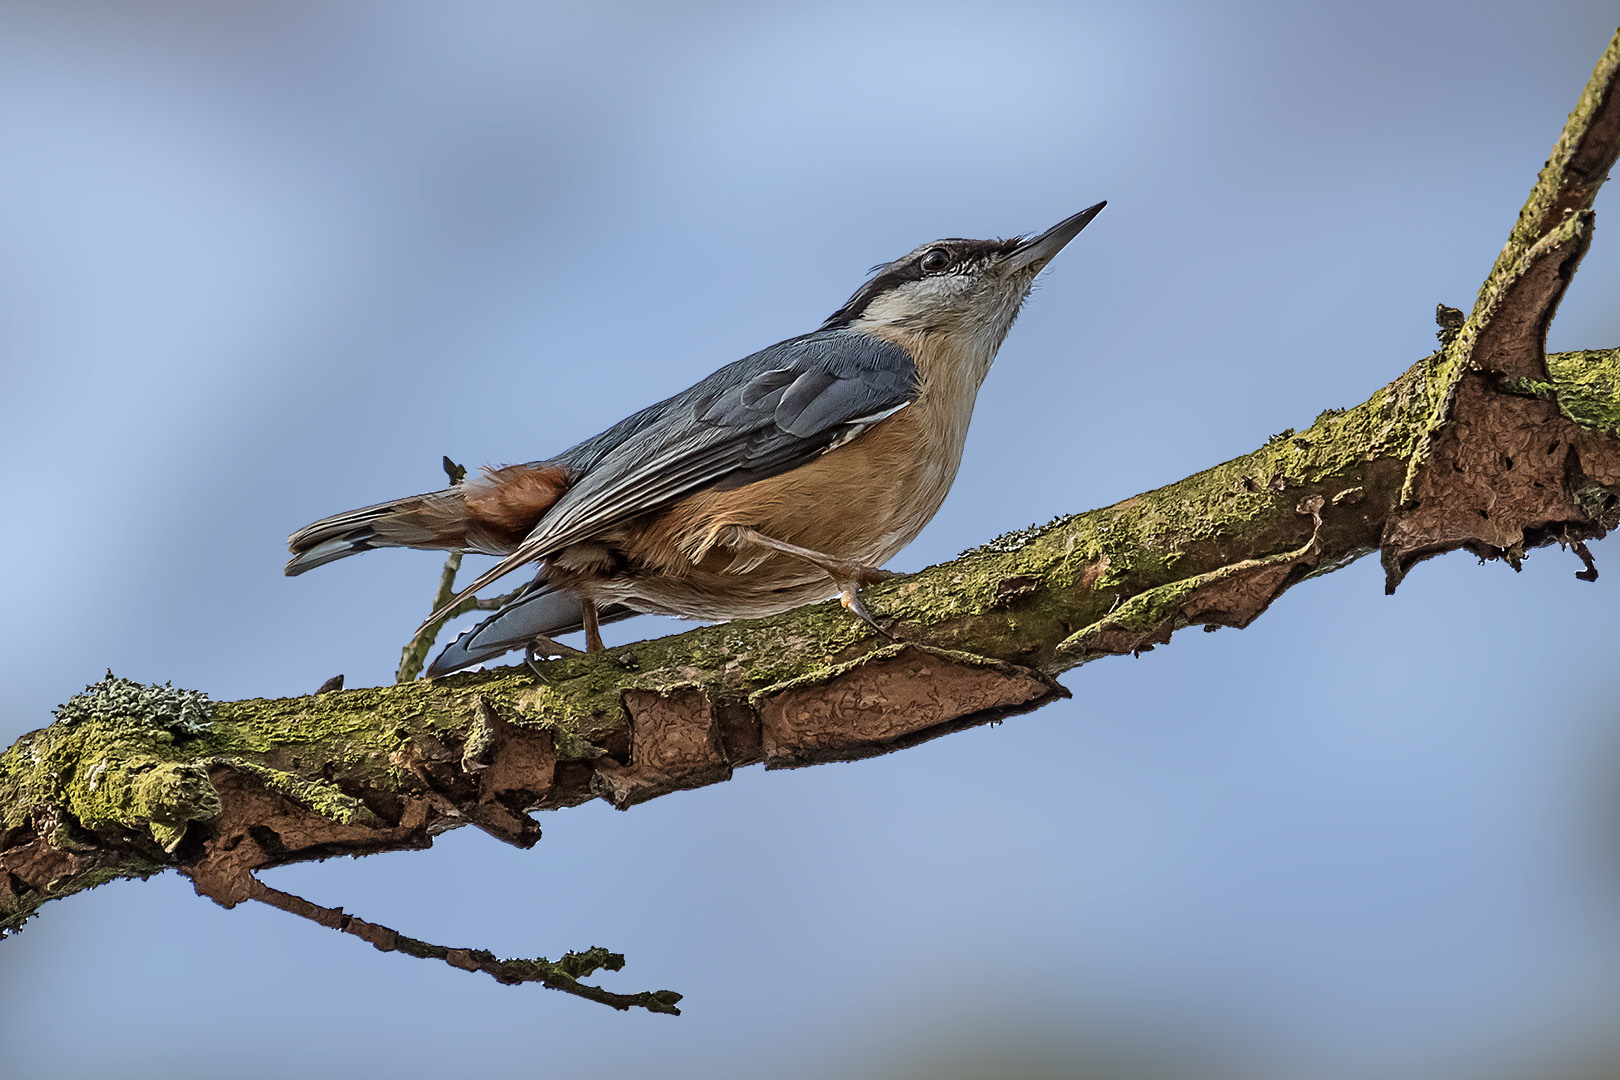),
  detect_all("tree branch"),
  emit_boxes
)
[4,26,1618,1011]
[216,873,681,1014]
